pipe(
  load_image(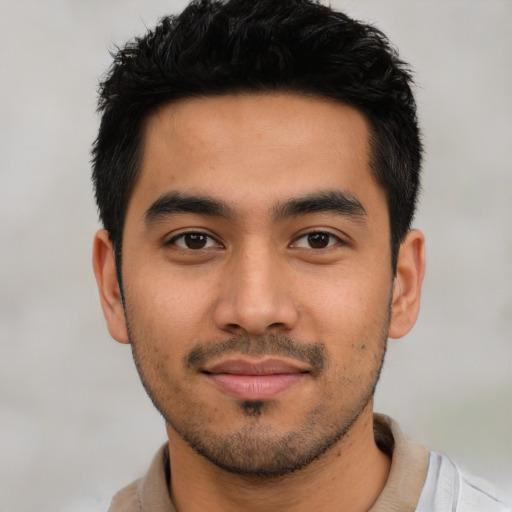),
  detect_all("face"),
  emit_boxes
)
[98,93,415,476]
